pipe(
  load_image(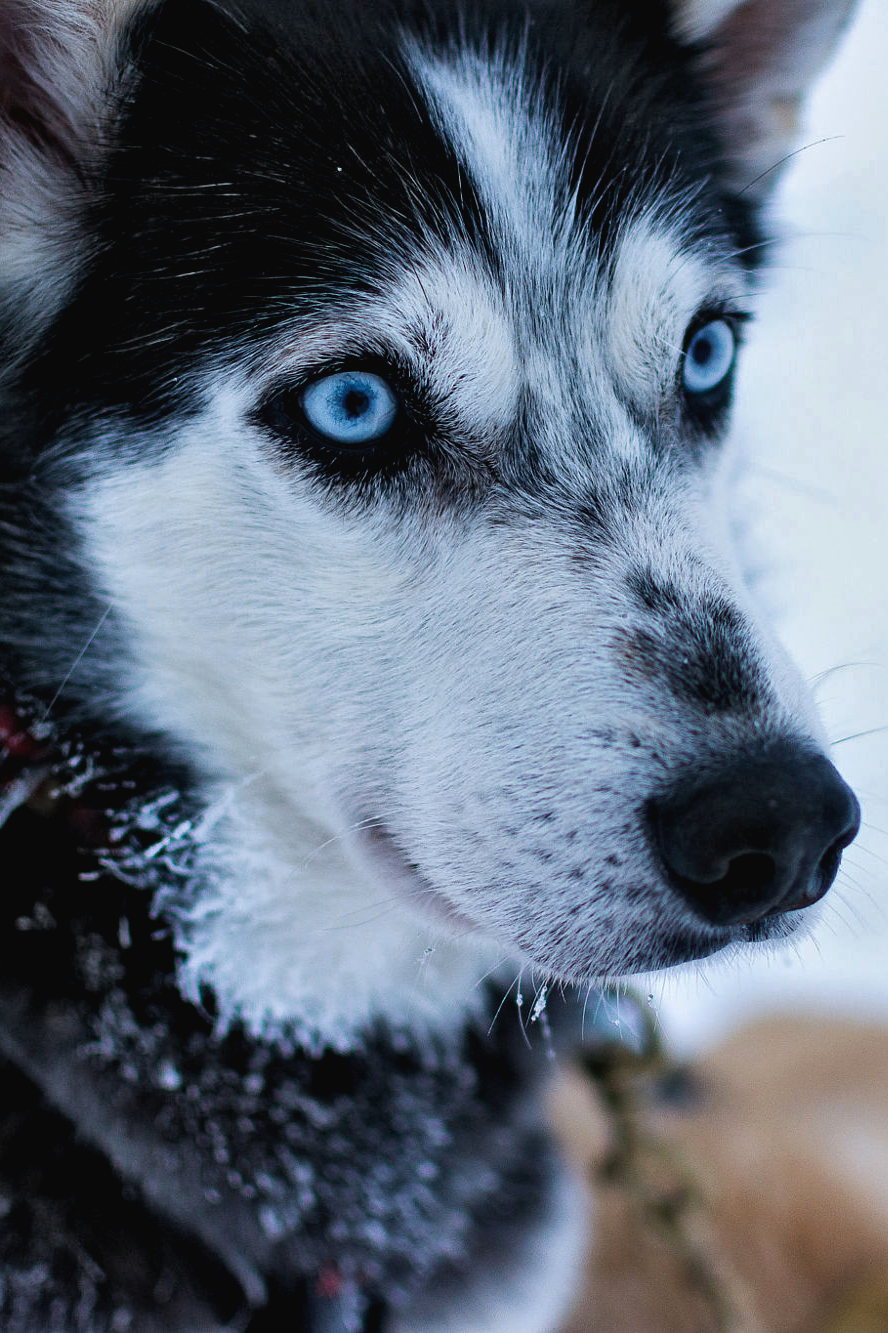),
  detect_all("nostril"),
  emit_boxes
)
[820,843,840,886]
[811,829,853,903]
[653,743,860,929]
[664,849,780,928]
[795,796,861,909]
